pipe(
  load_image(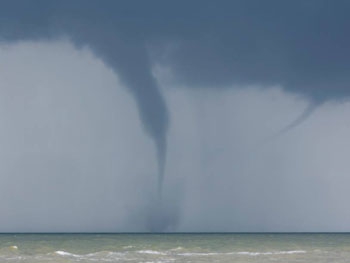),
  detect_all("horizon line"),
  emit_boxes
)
[1,232,350,235]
